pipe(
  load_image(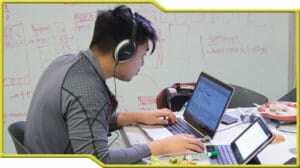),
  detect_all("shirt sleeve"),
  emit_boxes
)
[62,88,151,164]
[109,112,120,132]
